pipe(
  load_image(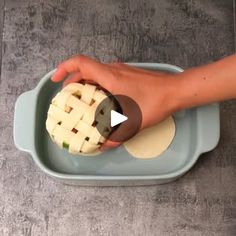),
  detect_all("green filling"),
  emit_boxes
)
[63,142,69,149]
